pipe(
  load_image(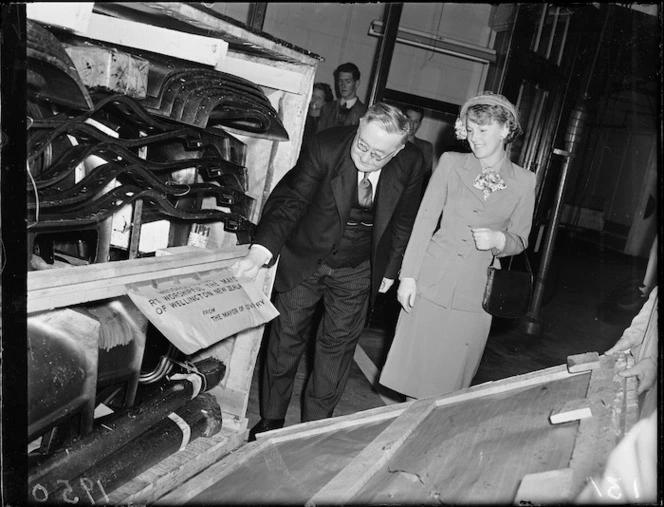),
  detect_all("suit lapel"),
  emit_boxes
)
[331,152,358,235]
[456,154,486,204]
